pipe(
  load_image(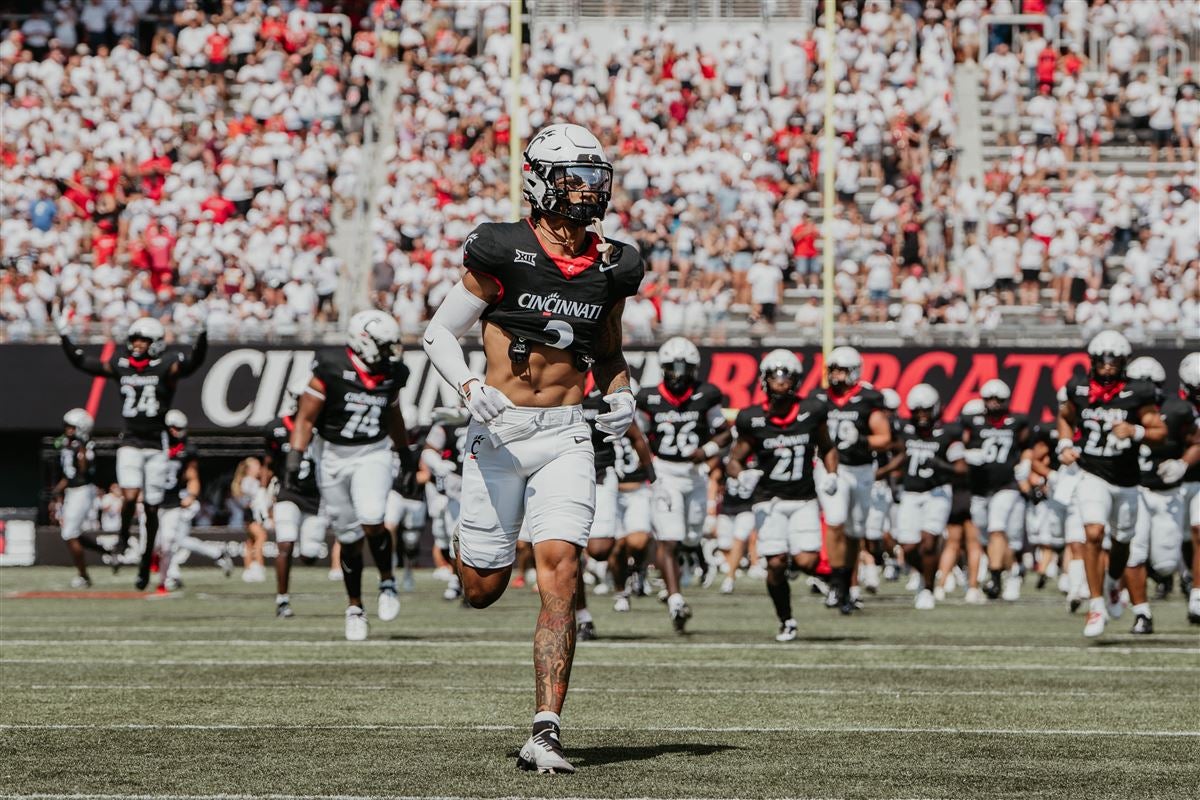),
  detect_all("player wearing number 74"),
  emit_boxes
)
[57,314,207,589]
